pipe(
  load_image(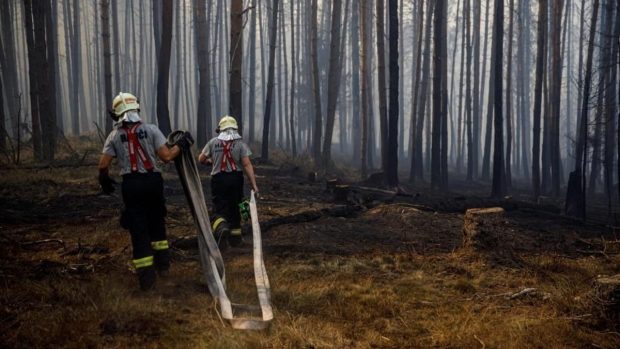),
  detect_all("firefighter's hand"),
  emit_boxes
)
[176,132,194,152]
[98,169,117,194]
